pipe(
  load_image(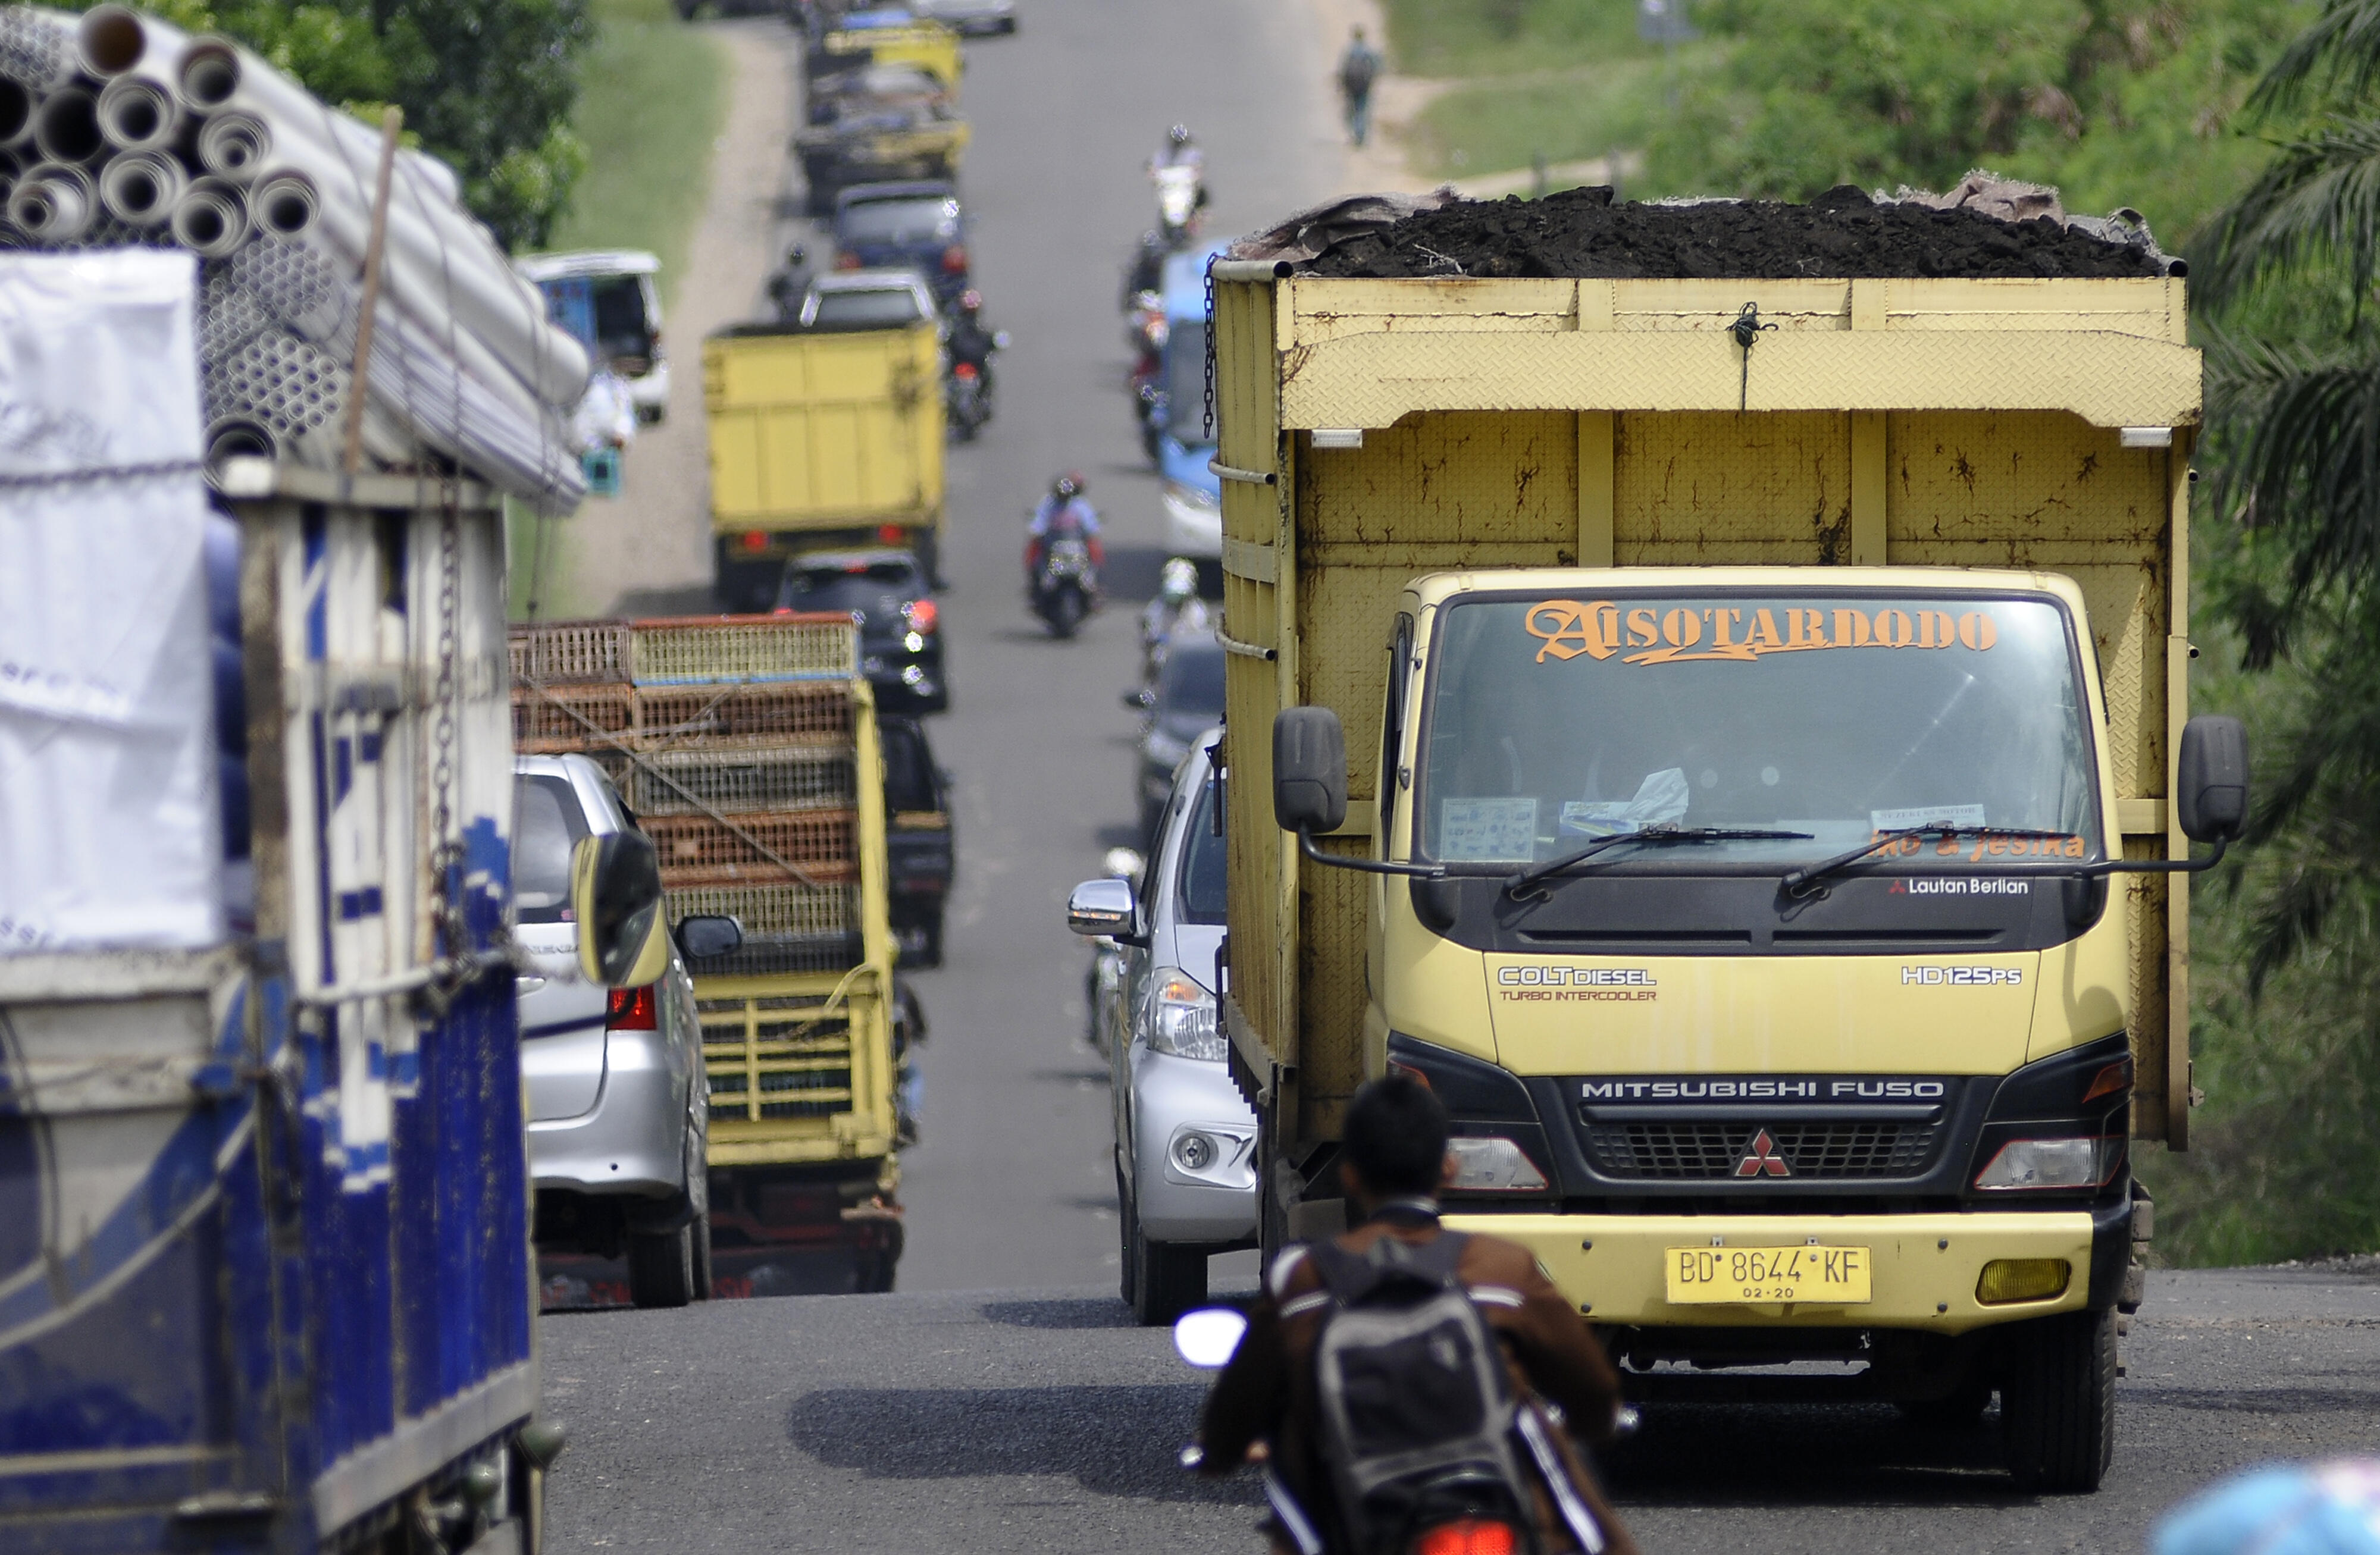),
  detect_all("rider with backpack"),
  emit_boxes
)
[1195,1074,1638,1555]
